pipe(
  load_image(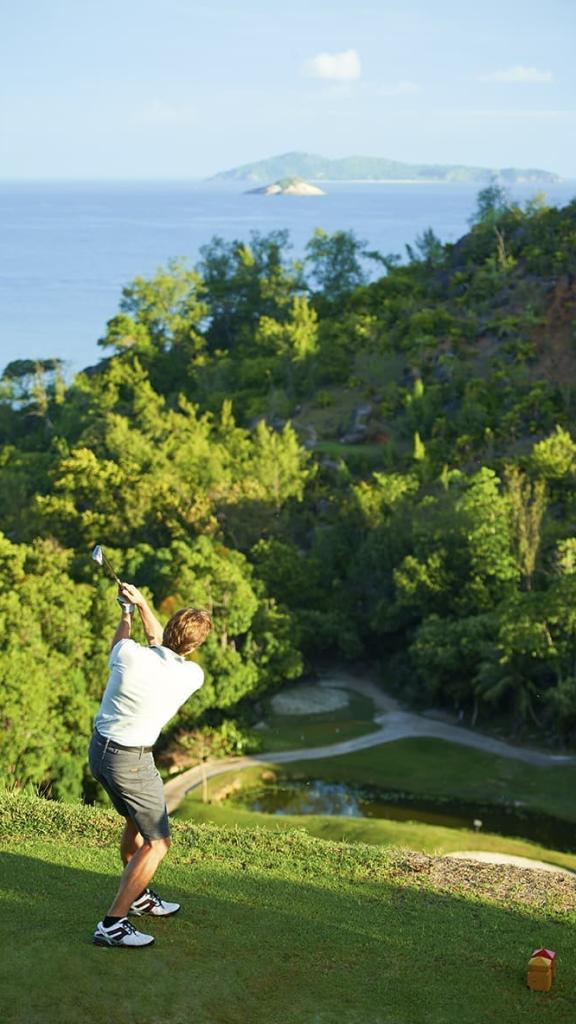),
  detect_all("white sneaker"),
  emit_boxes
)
[93,917,155,947]
[129,887,181,917]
